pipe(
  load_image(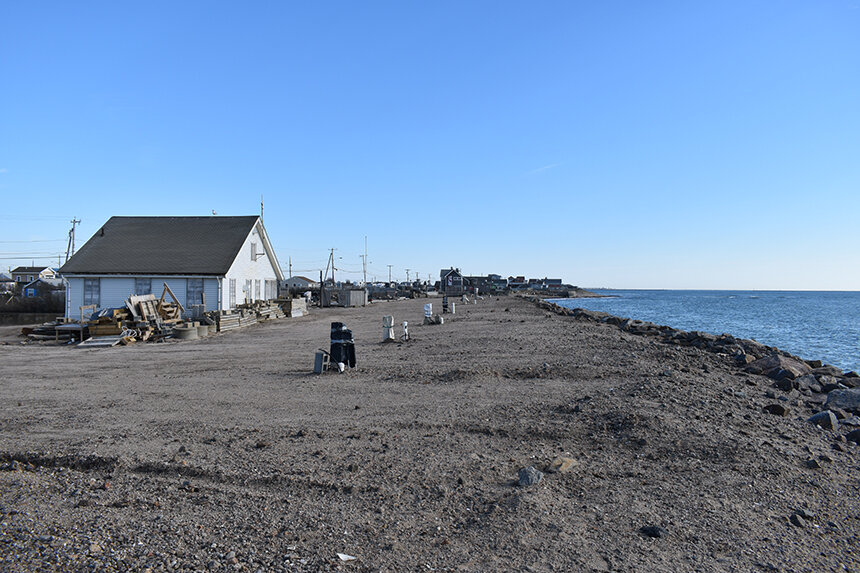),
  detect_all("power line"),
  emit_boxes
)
[0,239,65,244]
[0,256,62,260]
